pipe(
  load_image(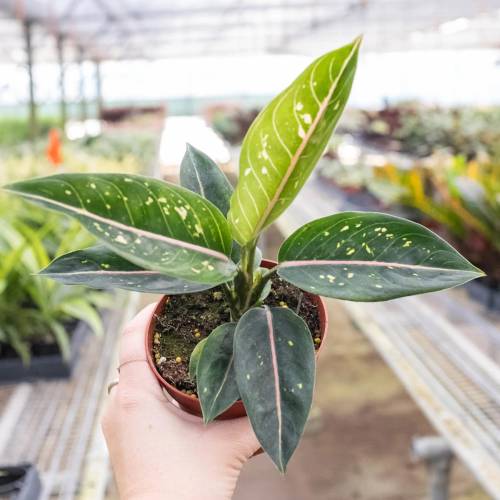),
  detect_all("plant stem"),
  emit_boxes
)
[233,239,257,318]
[221,282,239,321]
[231,241,281,319]
[246,266,277,308]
